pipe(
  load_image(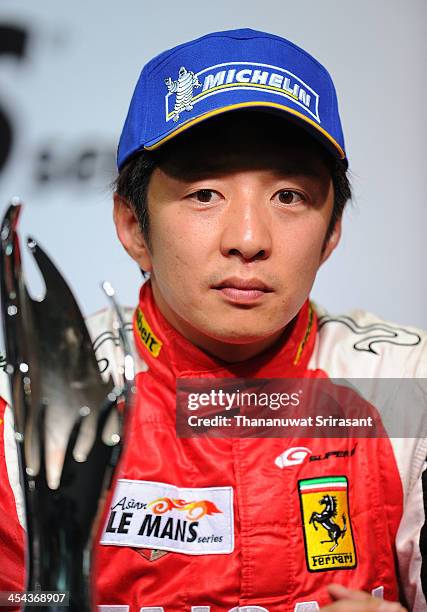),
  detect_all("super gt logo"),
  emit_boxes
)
[164,62,320,123]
